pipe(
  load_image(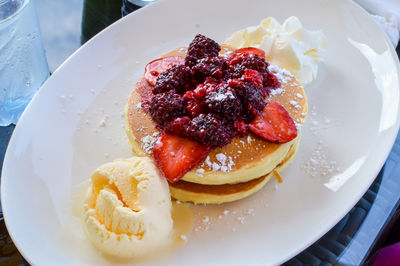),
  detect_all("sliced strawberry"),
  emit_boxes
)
[234,47,266,58]
[249,101,297,143]
[144,56,185,86]
[153,132,211,182]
